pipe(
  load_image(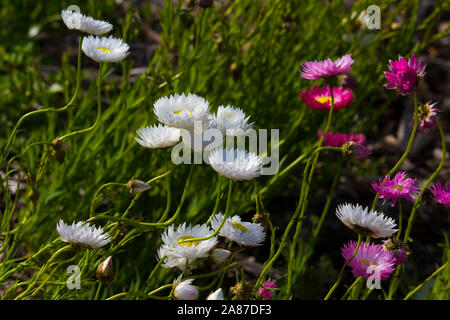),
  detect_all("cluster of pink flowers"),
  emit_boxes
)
[297,53,447,291]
